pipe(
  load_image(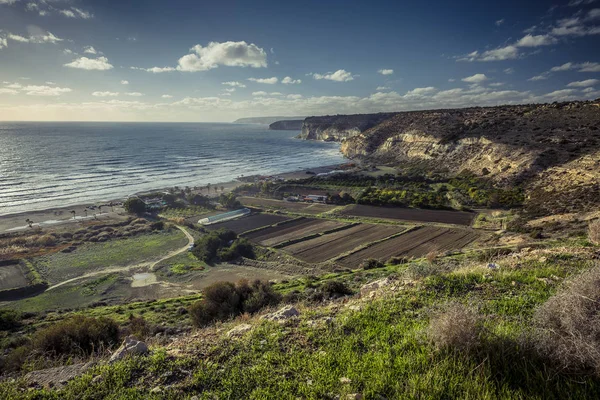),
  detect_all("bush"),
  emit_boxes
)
[319,280,353,299]
[126,315,152,340]
[219,238,255,261]
[150,221,165,230]
[361,258,385,270]
[589,219,600,245]
[534,265,600,375]
[428,303,482,352]
[193,229,254,263]
[0,309,21,331]
[124,197,146,214]
[189,280,281,327]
